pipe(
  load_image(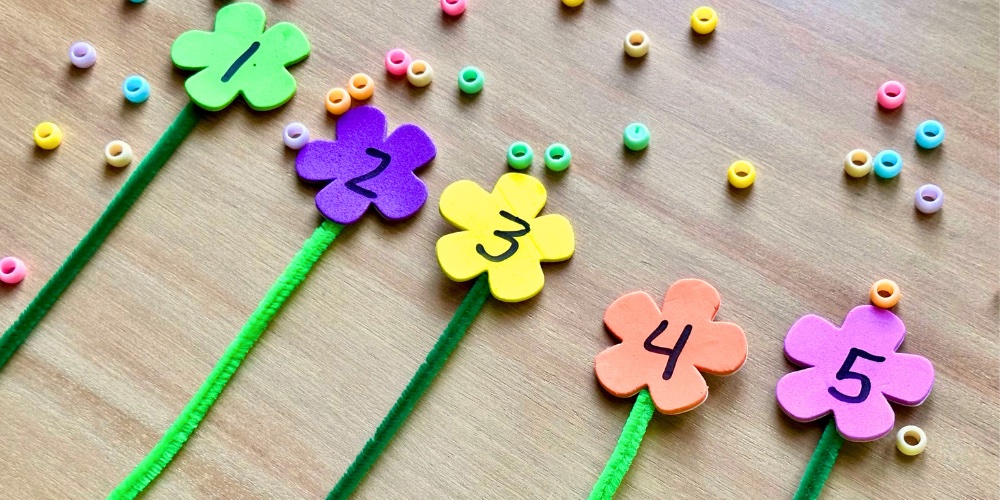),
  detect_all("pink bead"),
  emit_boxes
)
[385,49,411,77]
[877,81,906,110]
[0,257,26,285]
[441,0,466,16]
